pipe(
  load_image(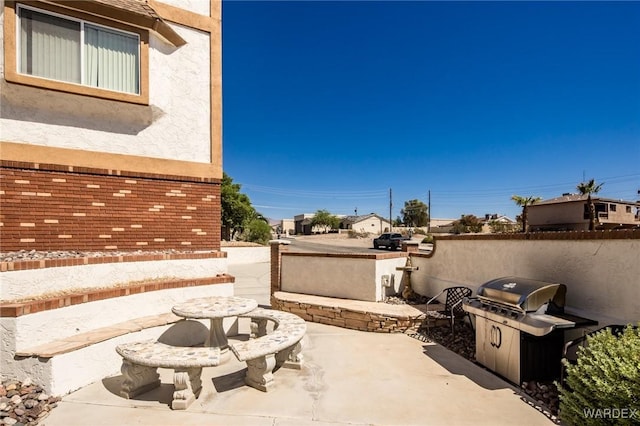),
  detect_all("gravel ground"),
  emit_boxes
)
[0,249,215,263]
